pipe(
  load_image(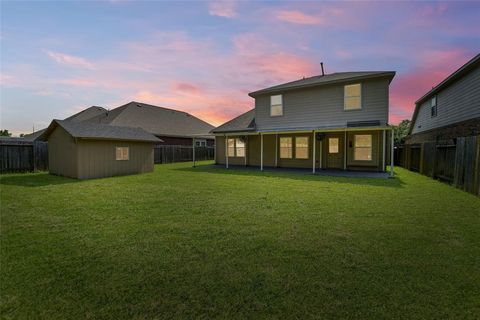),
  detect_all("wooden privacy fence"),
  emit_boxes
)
[0,139,48,173]
[395,135,480,195]
[1,140,214,173]
[154,146,214,164]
